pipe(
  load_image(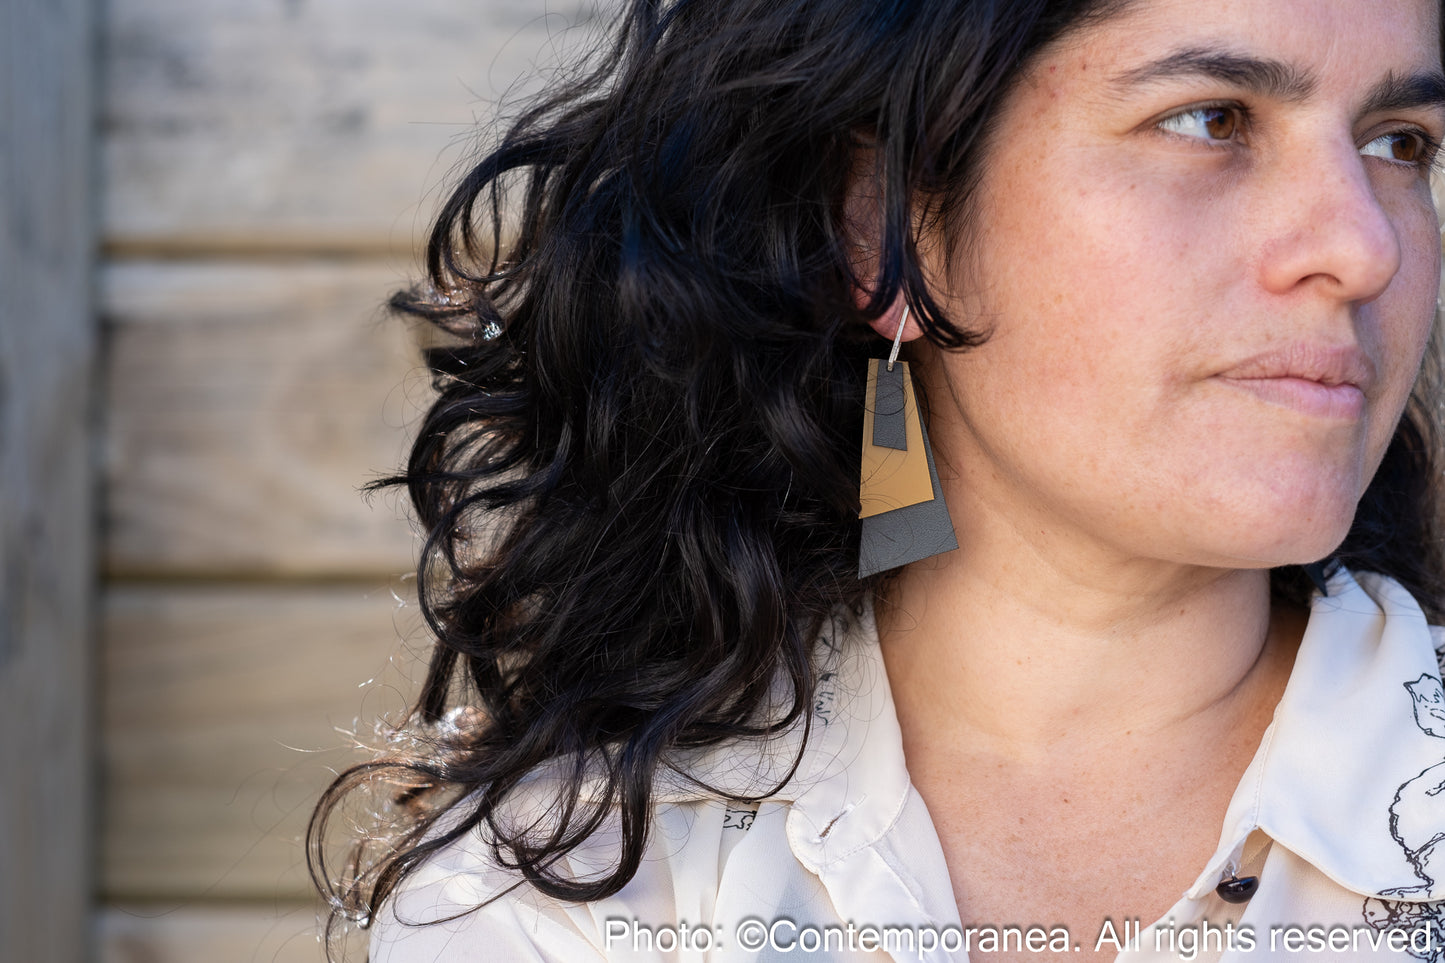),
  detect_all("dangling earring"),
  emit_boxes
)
[858,305,958,578]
